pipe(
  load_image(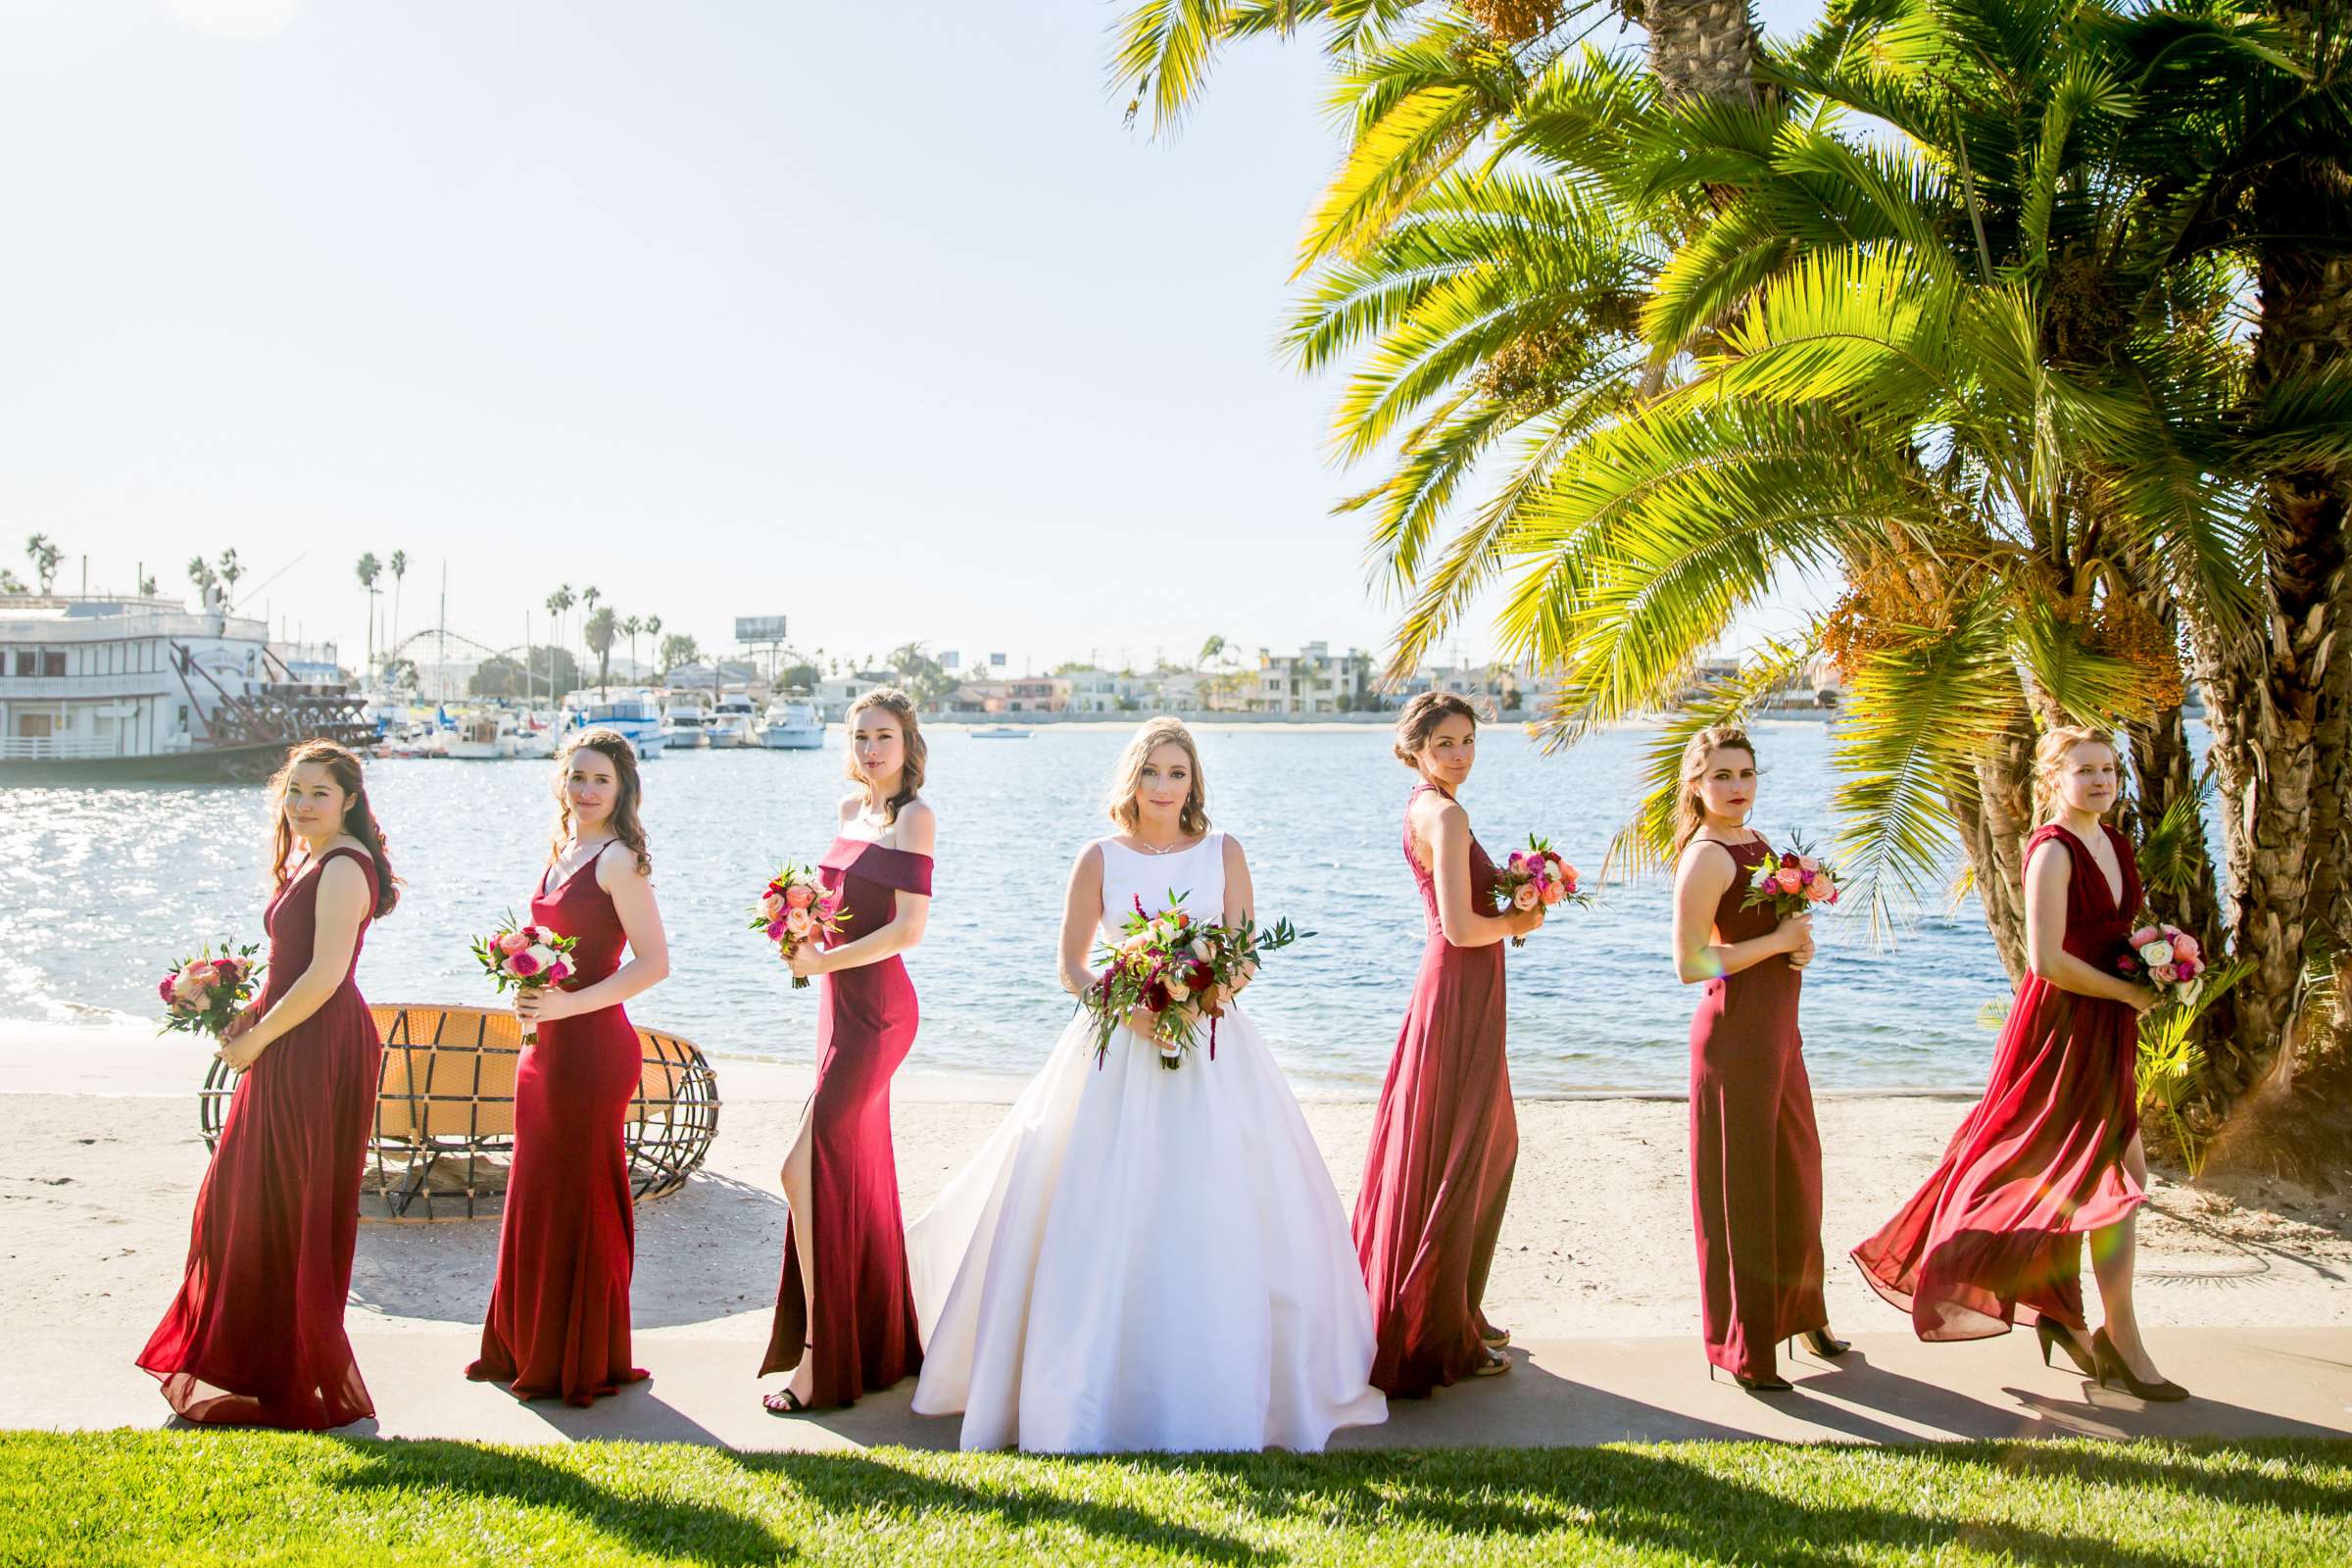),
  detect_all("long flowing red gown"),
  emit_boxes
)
[1688,837,1828,1382]
[138,847,383,1429]
[466,855,648,1405]
[1351,780,1517,1396]
[1854,822,2145,1338]
[760,837,929,1405]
